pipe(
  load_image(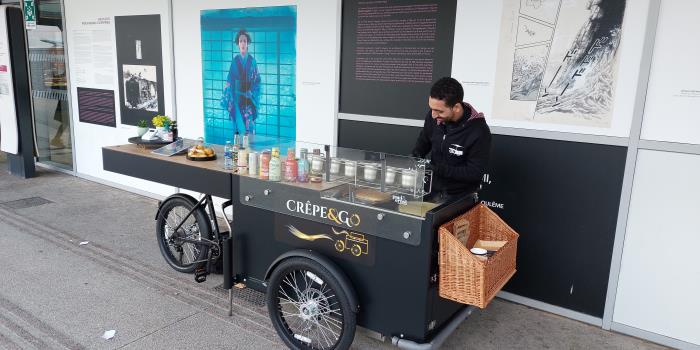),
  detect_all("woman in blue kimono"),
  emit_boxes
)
[222,29,261,135]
